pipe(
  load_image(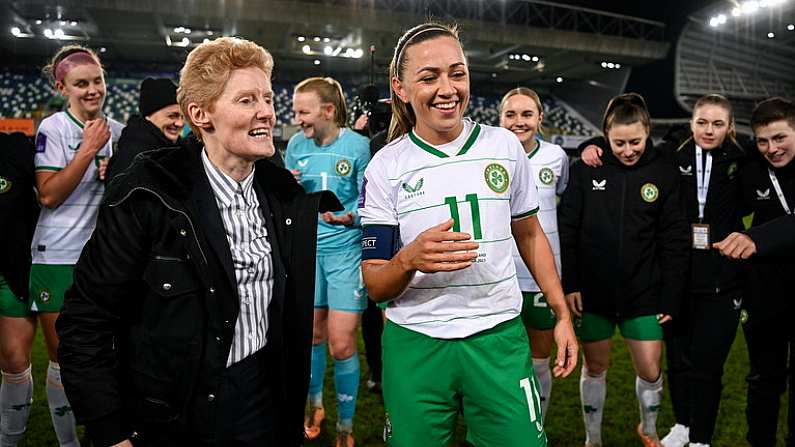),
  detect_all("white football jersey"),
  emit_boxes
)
[360,119,540,338]
[512,140,569,292]
[31,110,123,264]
